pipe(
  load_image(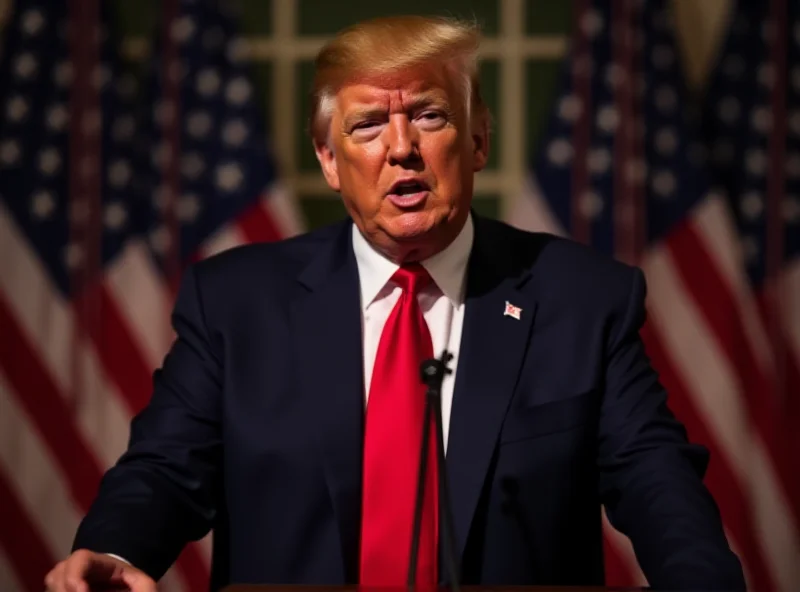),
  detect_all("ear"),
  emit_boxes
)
[471,110,490,172]
[313,137,340,192]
